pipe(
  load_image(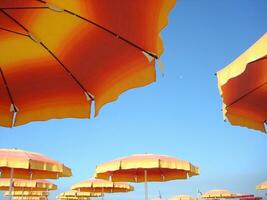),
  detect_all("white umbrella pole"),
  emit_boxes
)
[102,187,104,200]
[9,168,14,200]
[144,170,148,200]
